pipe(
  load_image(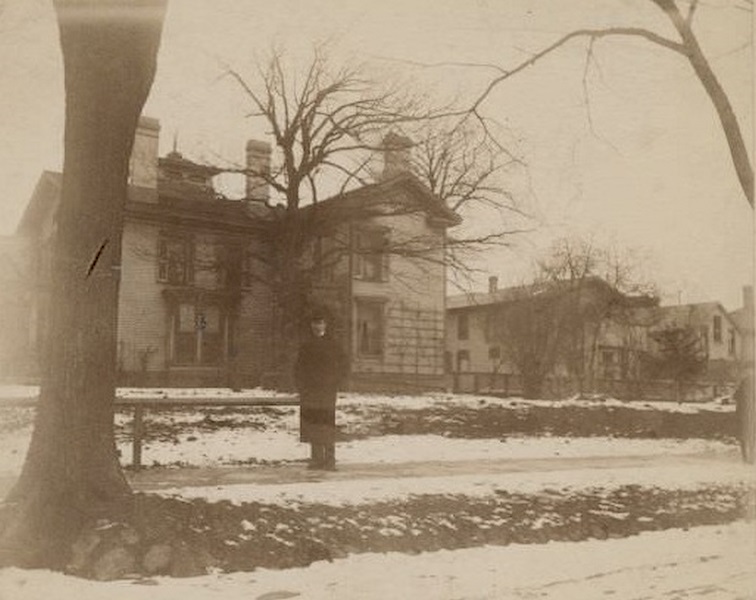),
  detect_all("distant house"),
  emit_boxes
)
[7,117,458,390]
[650,301,742,382]
[446,276,744,399]
[446,276,656,397]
